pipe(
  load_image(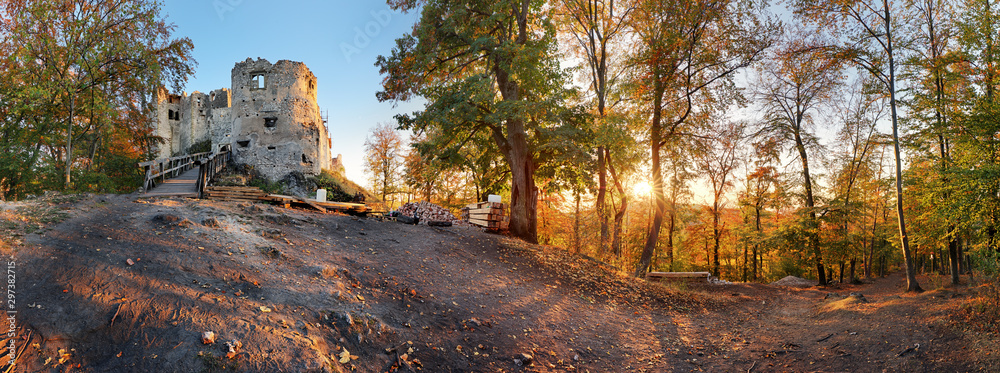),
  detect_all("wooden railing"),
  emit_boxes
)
[138,151,212,193]
[196,146,231,199]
